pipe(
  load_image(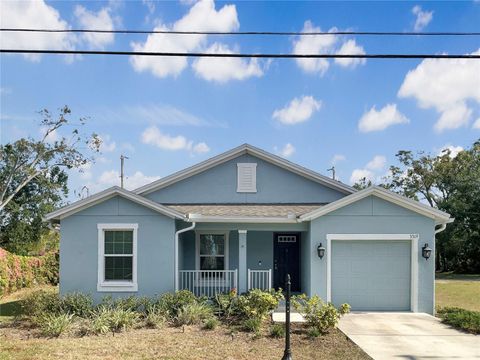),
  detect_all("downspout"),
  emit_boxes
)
[174,220,196,292]
[435,223,447,234]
